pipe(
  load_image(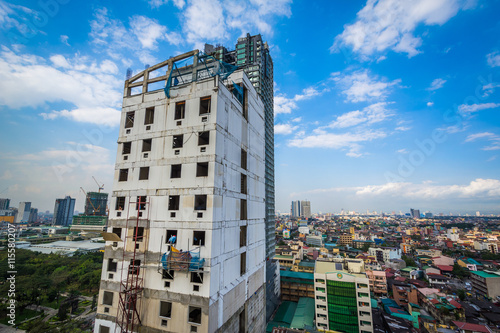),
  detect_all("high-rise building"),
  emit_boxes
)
[95,51,267,333]
[301,201,311,218]
[291,200,301,218]
[206,33,279,320]
[0,198,10,210]
[314,260,373,332]
[52,196,76,227]
[410,208,420,219]
[28,208,38,223]
[15,202,31,223]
